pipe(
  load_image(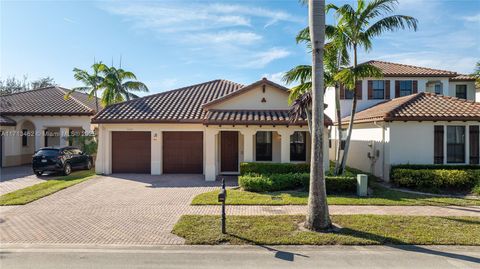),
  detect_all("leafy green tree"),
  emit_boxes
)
[328,0,418,174]
[100,66,149,106]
